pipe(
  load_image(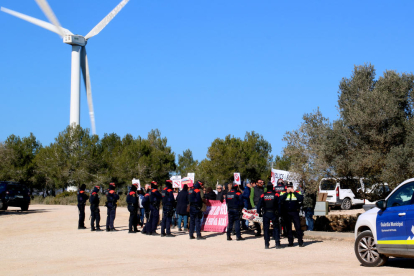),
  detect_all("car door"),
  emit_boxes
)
[376,182,414,255]
[405,185,414,254]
